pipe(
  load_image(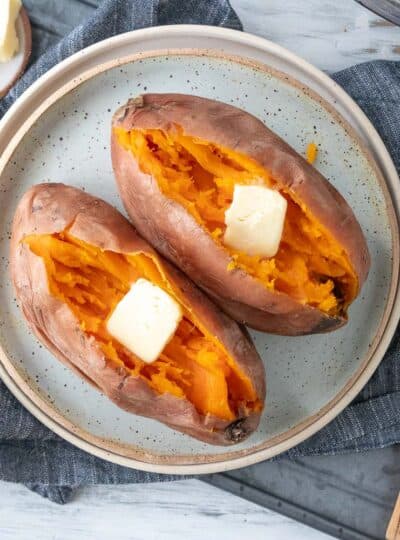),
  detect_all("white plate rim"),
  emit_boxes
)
[0,26,399,474]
